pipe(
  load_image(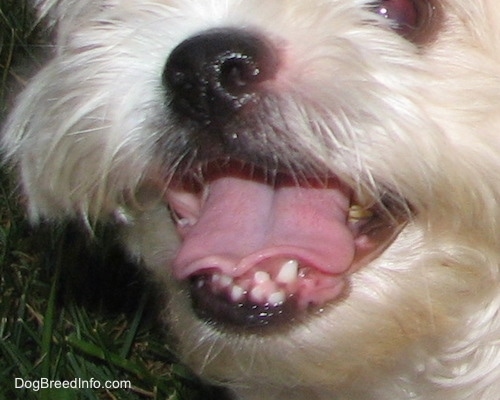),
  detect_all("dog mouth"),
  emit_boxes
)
[164,160,406,331]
